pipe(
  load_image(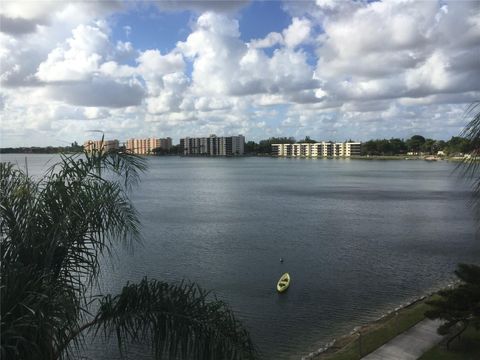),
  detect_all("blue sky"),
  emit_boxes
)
[0,0,479,146]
